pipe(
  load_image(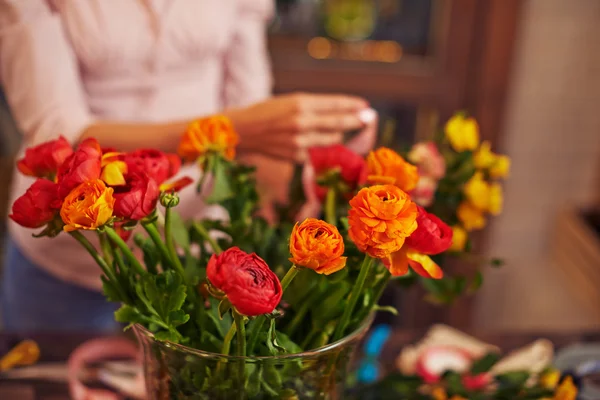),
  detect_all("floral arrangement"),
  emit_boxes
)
[352,356,578,400]
[9,112,508,398]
